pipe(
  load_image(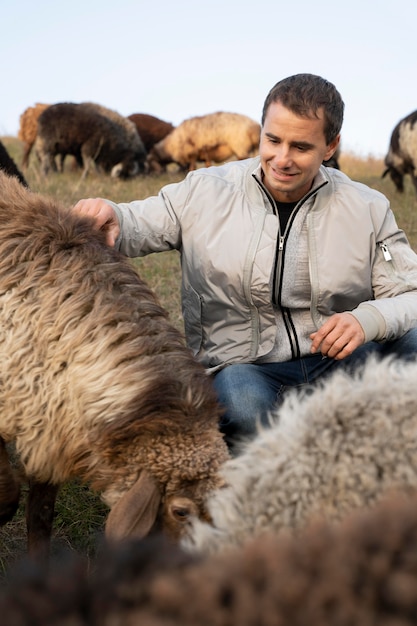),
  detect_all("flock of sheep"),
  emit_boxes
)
[14,100,417,194]
[0,102,416,622]
[17,102,261,178]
